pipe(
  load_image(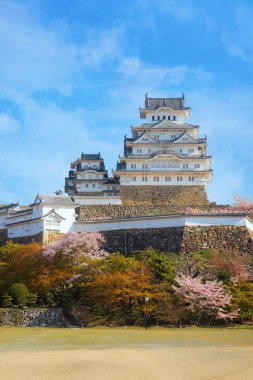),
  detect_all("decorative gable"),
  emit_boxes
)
[172,131,197,144]
[152,120,176,129]
[133,133,156,144]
